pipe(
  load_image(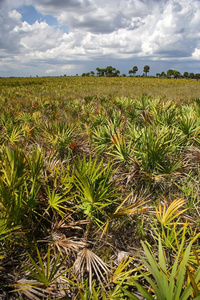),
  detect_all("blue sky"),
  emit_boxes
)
[19,5,57,26]
[18,5,69,32]
[0,0,200,77]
